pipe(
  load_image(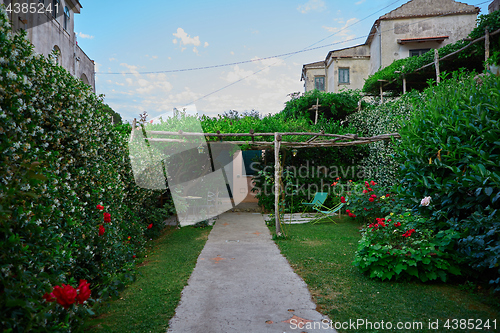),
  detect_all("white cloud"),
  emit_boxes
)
[173,28,201,46]
[120,63,140,77]
[77,32,94,39]
[297,0,326,14]
[173,39,178,44]
[322,17,359,43]
[204,42,209,48]
[231,51,235,55]
[109,57,116,61]
[355,0,366,5]
[152,55,158,59]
